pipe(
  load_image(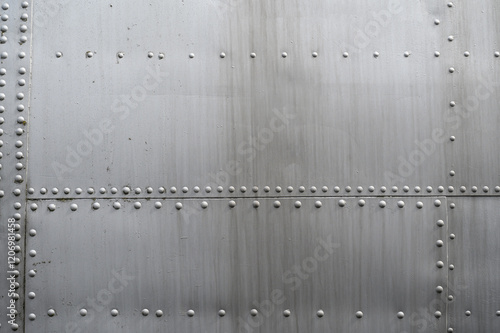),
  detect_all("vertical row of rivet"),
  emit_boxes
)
[0,0,30,331]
